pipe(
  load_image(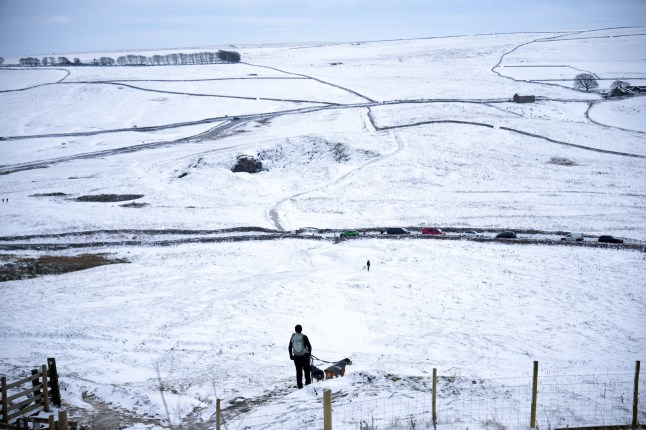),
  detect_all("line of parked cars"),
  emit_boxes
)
[338,228,625,244]
[559,232,624,243]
